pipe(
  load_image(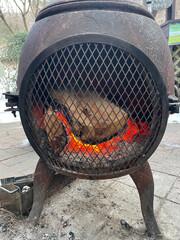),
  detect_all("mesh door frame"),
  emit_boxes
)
[19,34,169,179]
